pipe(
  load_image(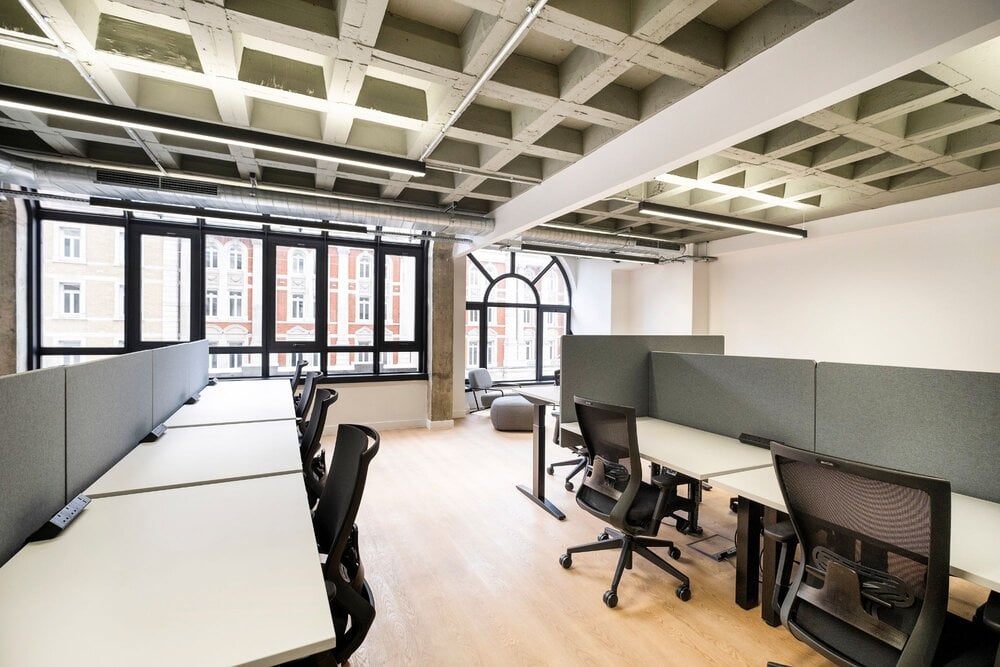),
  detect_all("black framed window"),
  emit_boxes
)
[28,199,428,381]
[465,249,571,383]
